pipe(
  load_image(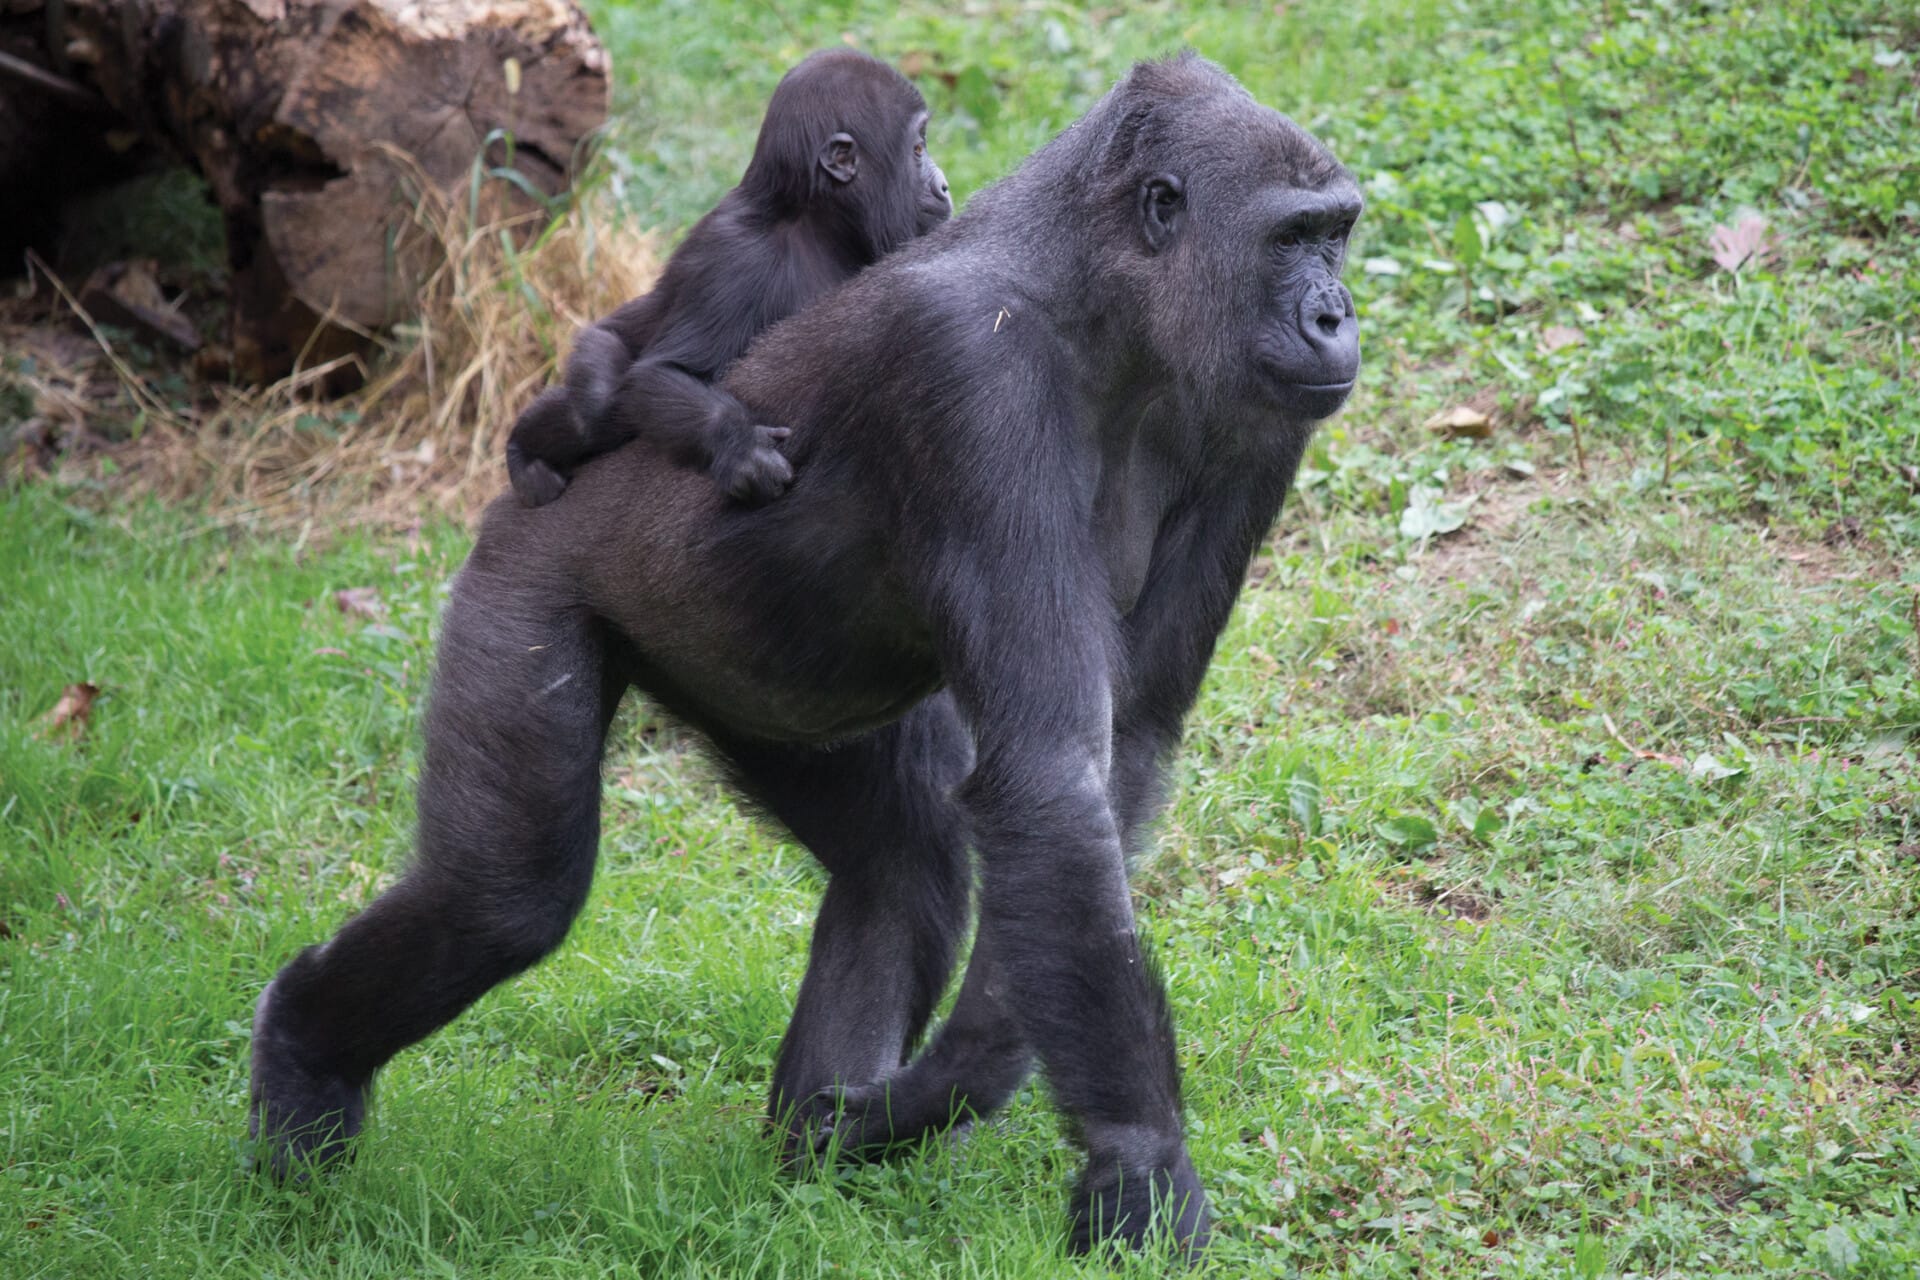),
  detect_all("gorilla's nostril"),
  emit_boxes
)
[1300,280,1352,345]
